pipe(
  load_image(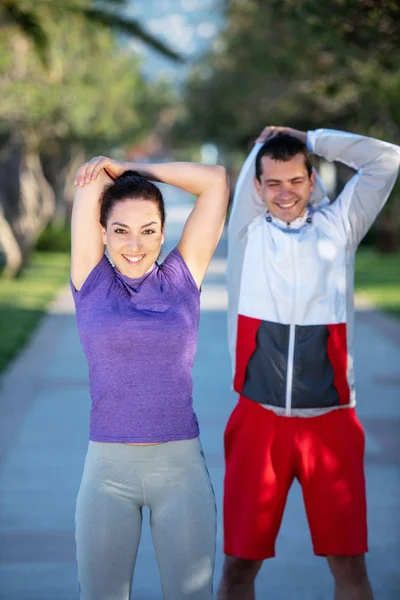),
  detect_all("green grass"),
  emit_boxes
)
[355,247,400,320]
[0,252,70,374]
